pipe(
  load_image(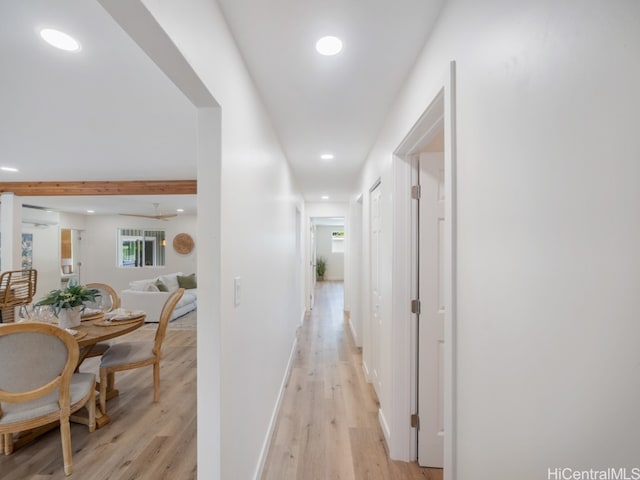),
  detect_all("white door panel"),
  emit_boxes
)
[418,151,445,468]
[310,224,316,309]
[370,183,382,393]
